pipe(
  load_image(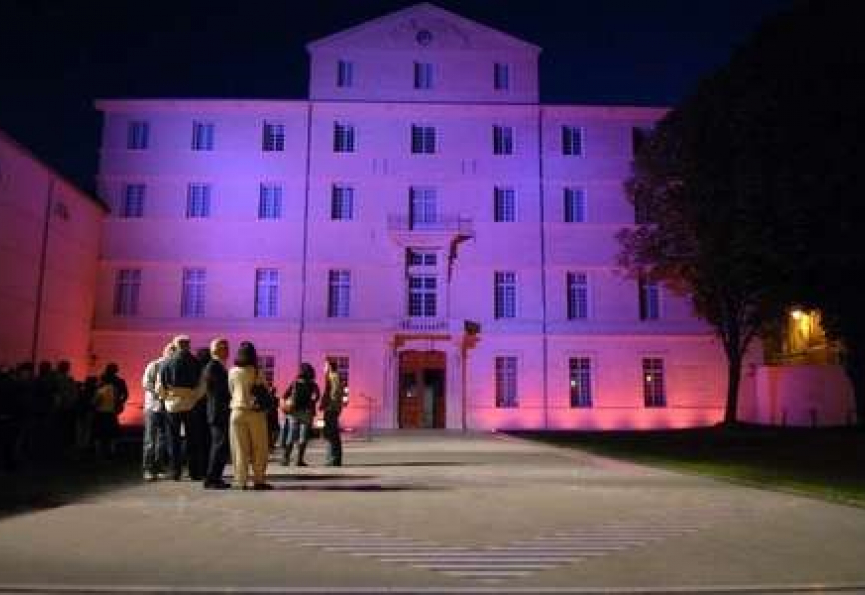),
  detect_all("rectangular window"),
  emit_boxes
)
[494,271,517,319]
[120,183,145,218]
[333,122,356,153]
[327,270,351,318]
[331,185,354,220]
[181,268,206,318]
[260,354,276,385]
[494,63,510,90]
[562,125,584,156]
[408,274,437,318]
[411,125,436,154]
[254,269,279,318]
[337,60,354,88]
[493,187,516,222]
[327,356,350,389]
[569,357,593,408]
[258,184,283,220]
[409,186,437,228]
[191,121,215,151]
[186,184,211,218]
[495,356,518,408]
[493,125,514,155]
[639,274,660,320]
[408,249,437,267]
[567,272,589,320]
[127,121,149,150]
[262,122,285,152]
[414,62,433,89]
[564,187,586,223]
[643,358,666,407]
[113,269,141,316]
